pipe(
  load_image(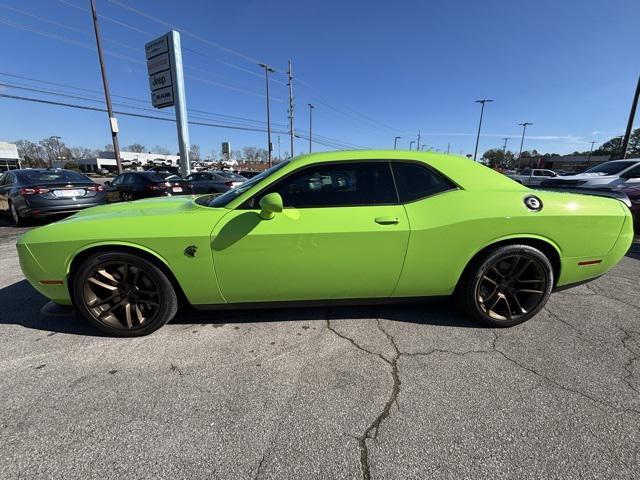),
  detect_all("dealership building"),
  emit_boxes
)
[0,141,20,171]
[72,150,180,173]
